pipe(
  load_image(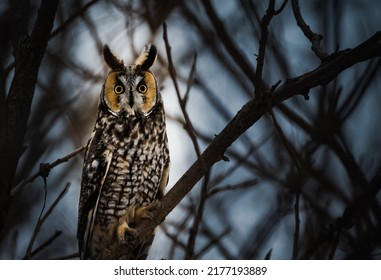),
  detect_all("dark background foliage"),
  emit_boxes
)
[0,0,380,259]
